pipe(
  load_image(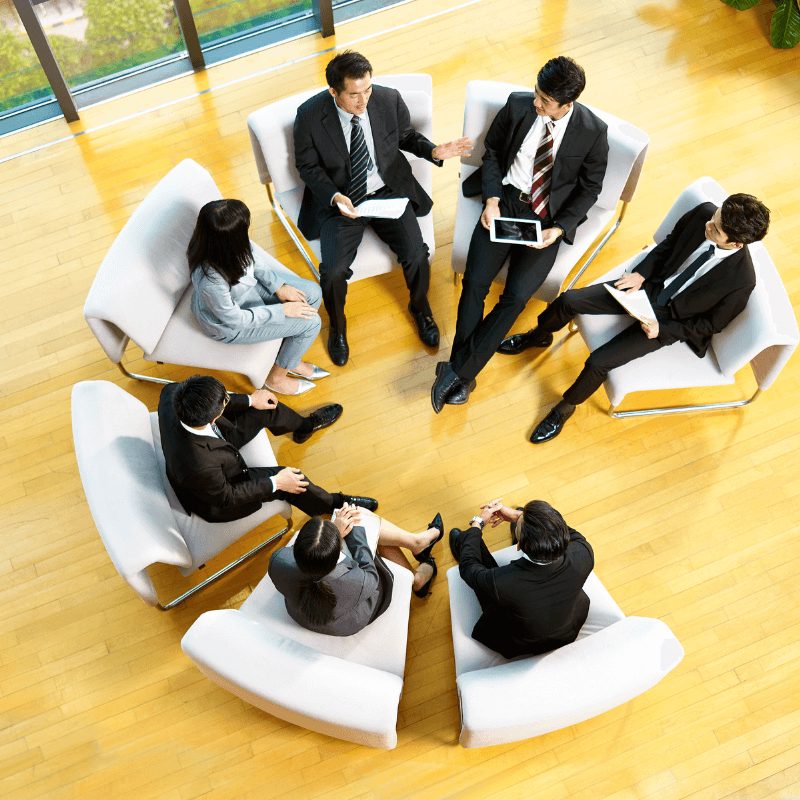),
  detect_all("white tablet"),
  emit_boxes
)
[490,216,543,246]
